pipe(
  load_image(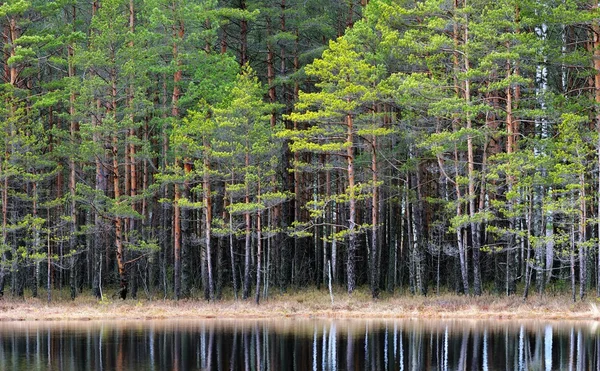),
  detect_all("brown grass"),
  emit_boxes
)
[0,288,598,322]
